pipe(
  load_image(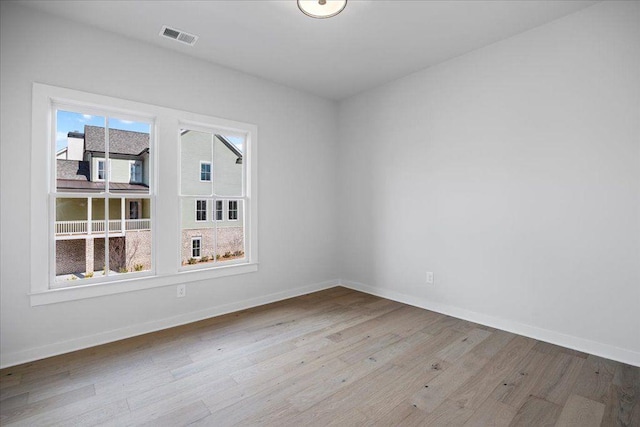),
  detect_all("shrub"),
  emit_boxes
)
[85,272,94,278]
[216,254,221,260]
[200,255,210,262]
[233,250,244,257]
[134,264,144,272]
[119,267,128,273]
[187,257,198,265]
[223,251,231,258]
